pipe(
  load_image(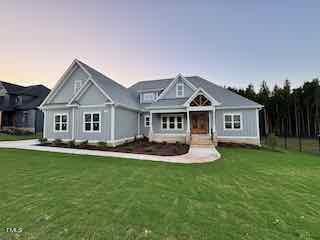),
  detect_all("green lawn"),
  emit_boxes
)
[0,133,40,141]
[0,148,320,239]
